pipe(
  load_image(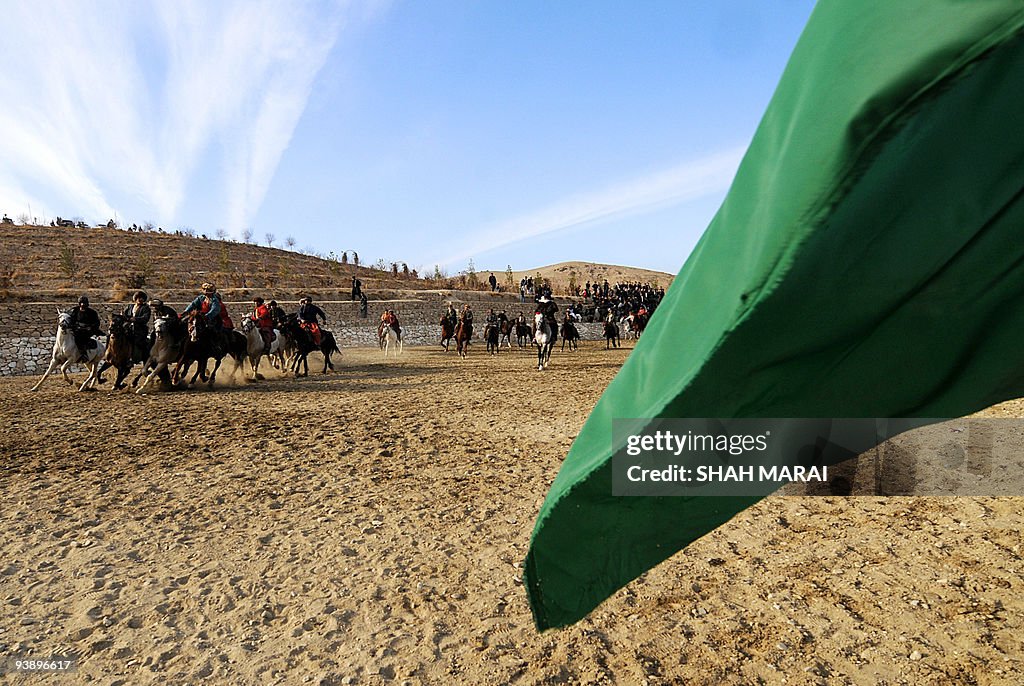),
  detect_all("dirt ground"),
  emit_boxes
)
[1,342,1021,685]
